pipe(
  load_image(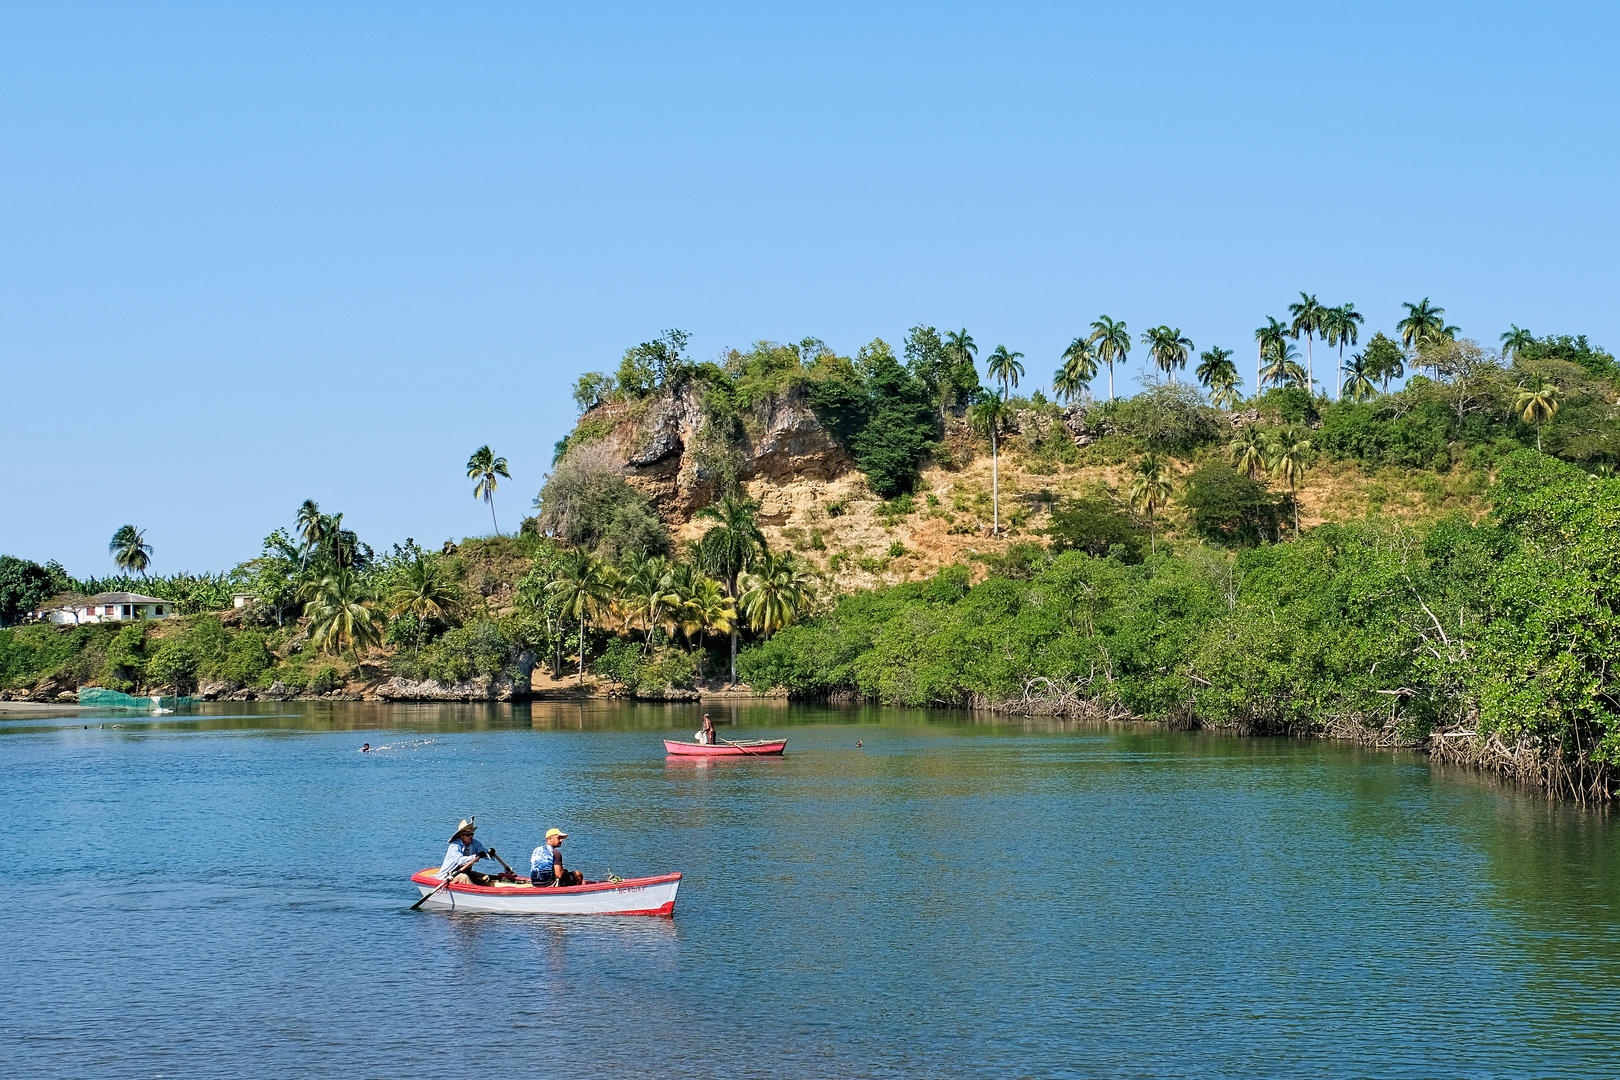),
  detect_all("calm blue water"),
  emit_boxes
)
[2,701,1618,1079]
